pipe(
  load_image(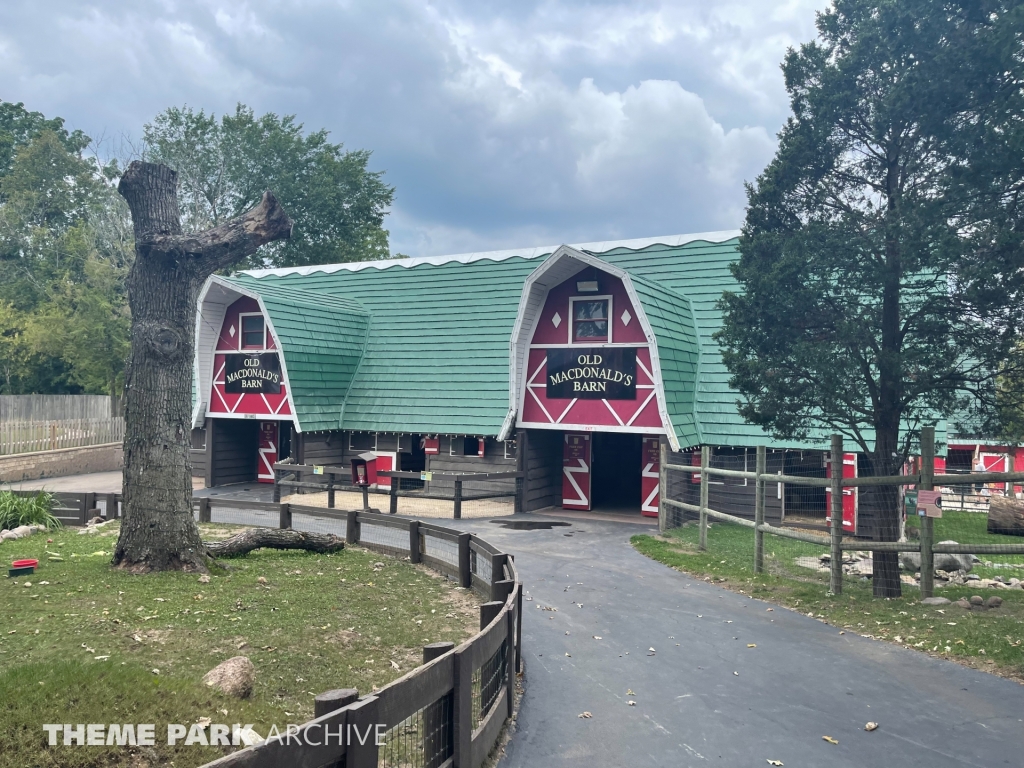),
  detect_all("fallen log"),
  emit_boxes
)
[204,529,346,557]
[987,495,1024,537]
